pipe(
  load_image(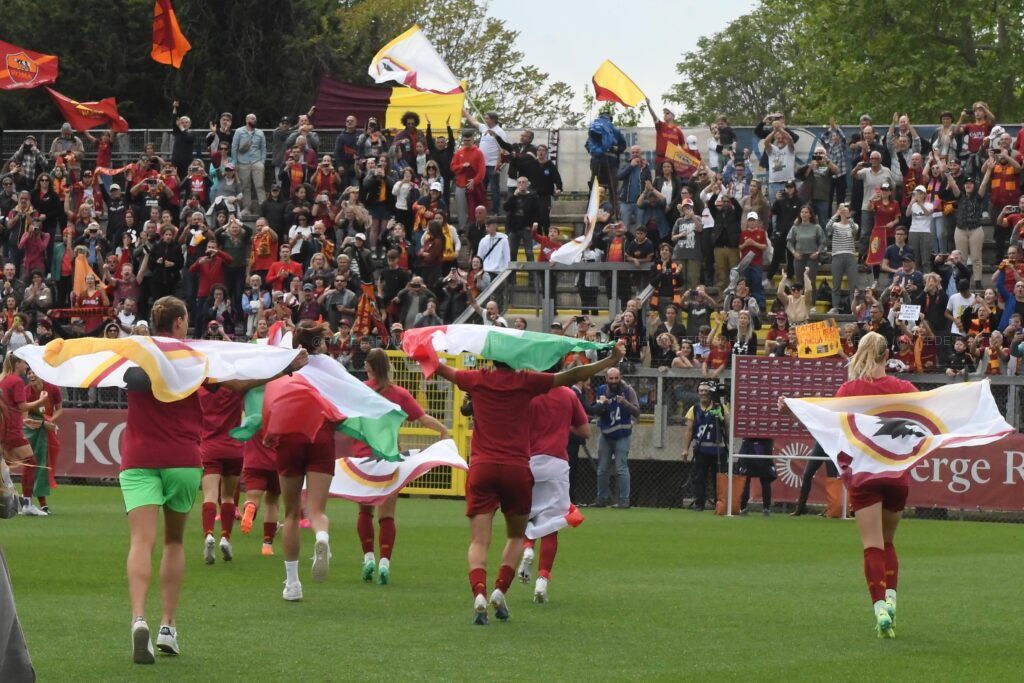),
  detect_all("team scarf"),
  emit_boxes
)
[15,336,300,402]
[354,282,388,338]
[784,380,1012,486]
[402,324,613,378]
